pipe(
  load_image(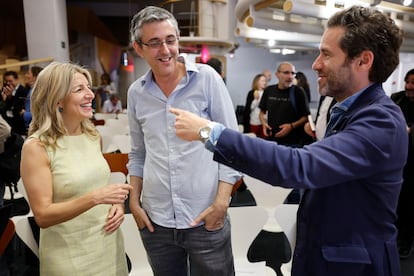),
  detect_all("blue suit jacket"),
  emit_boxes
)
[214,83,407,276]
